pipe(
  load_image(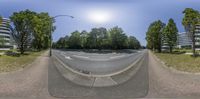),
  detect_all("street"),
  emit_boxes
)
[52,50,145,75]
